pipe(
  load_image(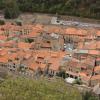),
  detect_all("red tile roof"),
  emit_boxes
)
[94,66,100,72]
[0,35,7,40]
[96,30,100,36]
[18,42,31,50]
[88,50,100,55]
[65,28,87,36]
[91,75,100,80]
